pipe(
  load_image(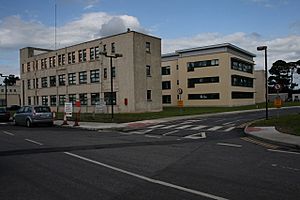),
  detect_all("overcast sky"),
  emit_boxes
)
[1,0,300,81]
